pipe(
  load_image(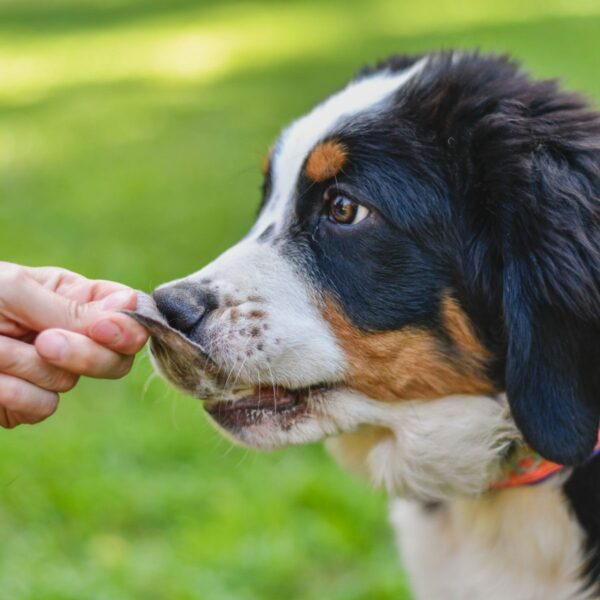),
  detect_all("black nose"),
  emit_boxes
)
[153,284,218,335]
